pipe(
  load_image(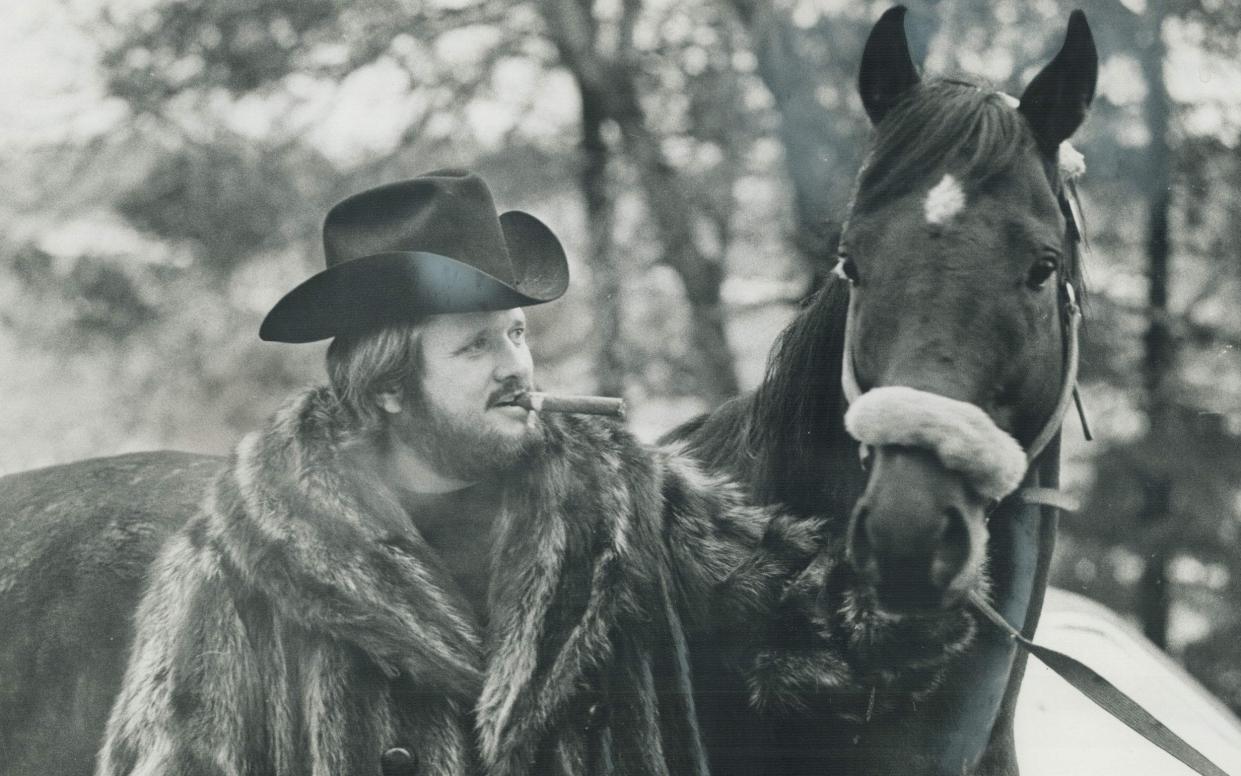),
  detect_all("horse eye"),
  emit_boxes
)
[1026,256,1058,289]
[833,256,861,286]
